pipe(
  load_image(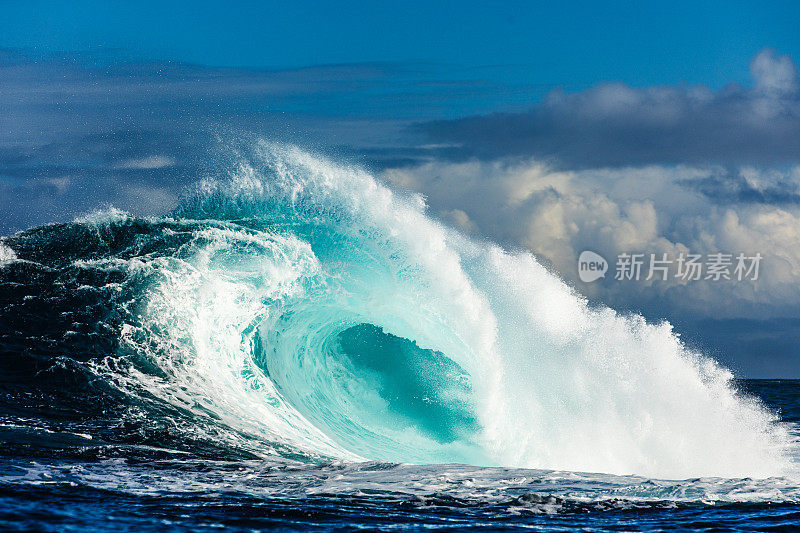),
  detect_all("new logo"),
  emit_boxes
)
[578,251,608,282]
